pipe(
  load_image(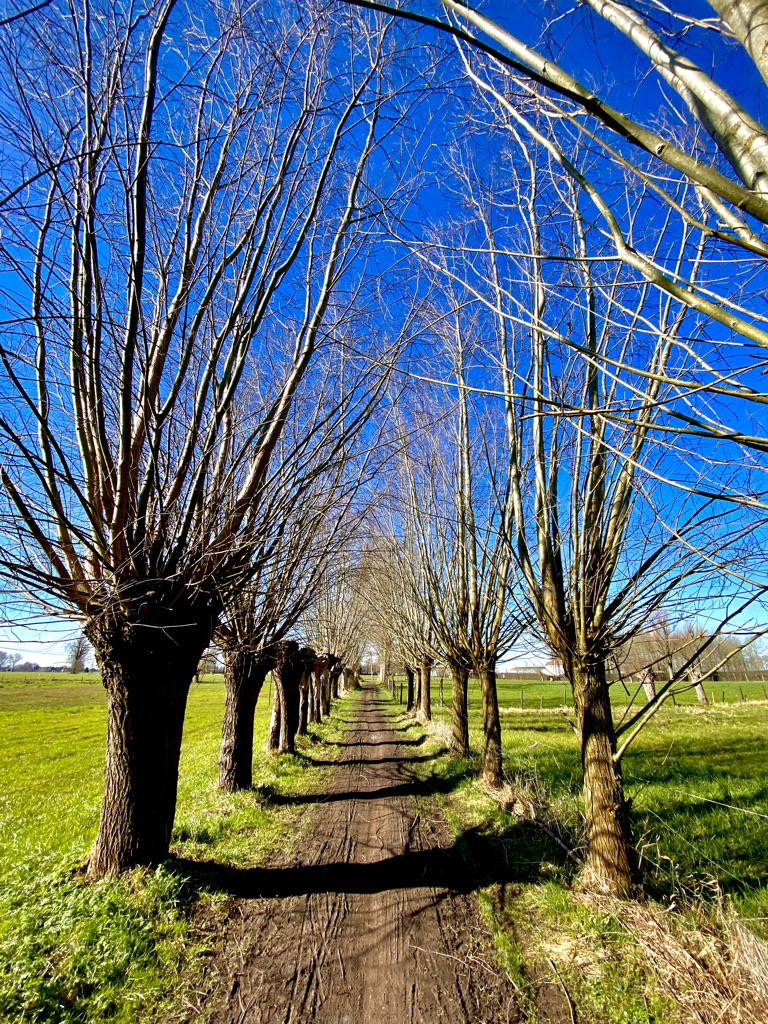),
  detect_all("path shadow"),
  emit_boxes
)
[302,753,447,768]
[261,775,461,806]
[322,735,427,748]
[171,821,568,899]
